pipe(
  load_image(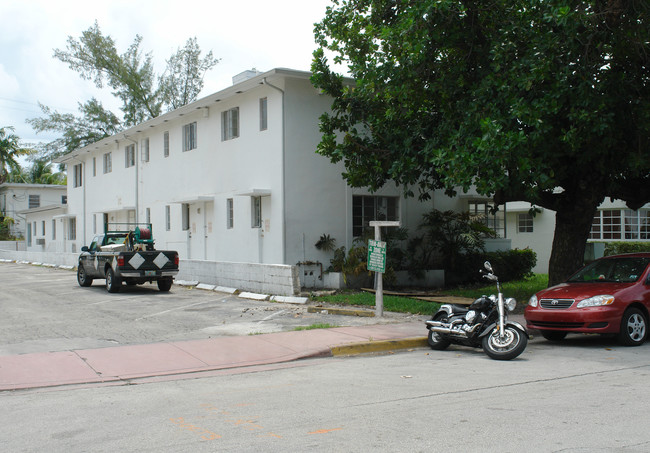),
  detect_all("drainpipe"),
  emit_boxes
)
[123,135,139,224]
[263,77,286,264]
